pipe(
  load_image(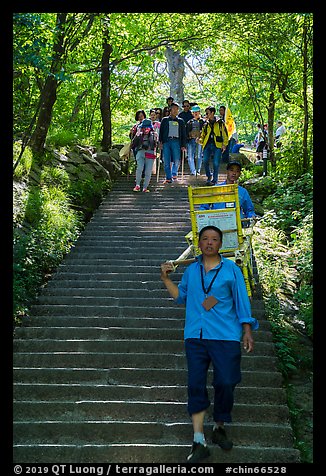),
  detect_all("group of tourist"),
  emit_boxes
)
[129,96,286,192]
[129,97,238,192]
